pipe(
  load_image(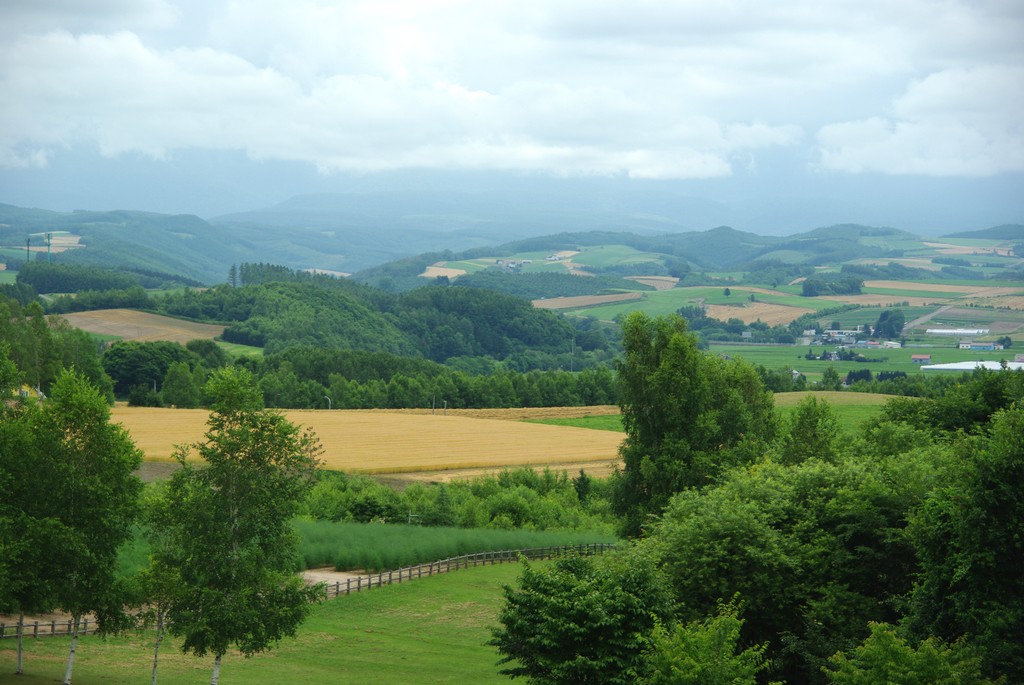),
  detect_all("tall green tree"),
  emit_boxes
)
[777,395,840,465]
[28,370,144,684]
[0,345,61,676]
[154,367,324,685]
[612,313,776,536]
[160,360,202,408]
